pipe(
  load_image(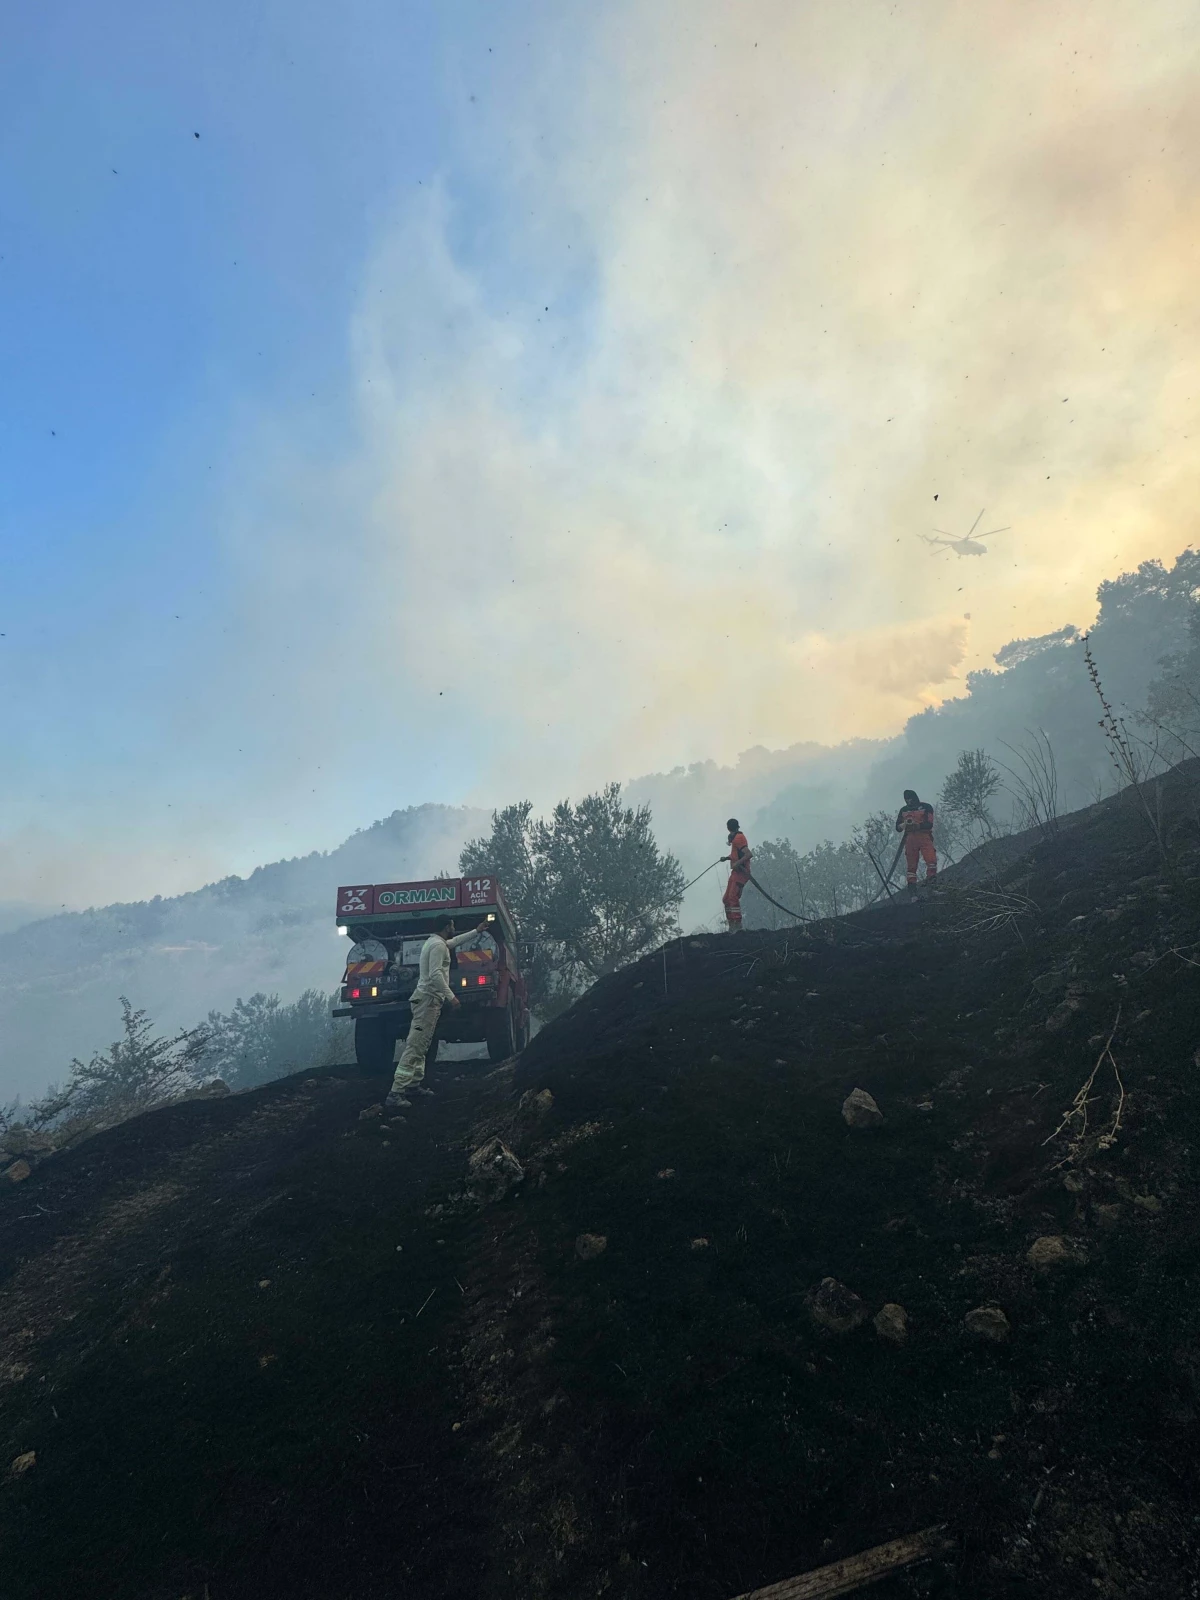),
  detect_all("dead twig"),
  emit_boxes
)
[1084,634,1168,860]
[1042,1007,1124,1163]
[413,1288,437,1320]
